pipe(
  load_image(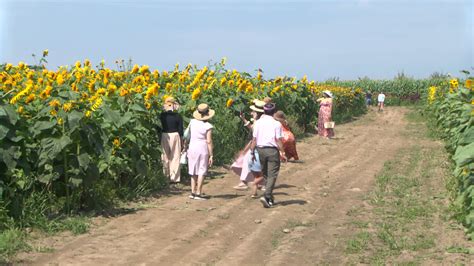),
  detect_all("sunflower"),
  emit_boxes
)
[191,88,201,100]
[131,64,139,74]
[49,99,61,108]
[449,78,459,89]
[226,98,233,108]
[25,93,36,104]
[113,138,120,147]
[139,65,150,74]
[465,79,472,89]
[91,97,103,111]
[63,102,73,112]
[119,88,129,97]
